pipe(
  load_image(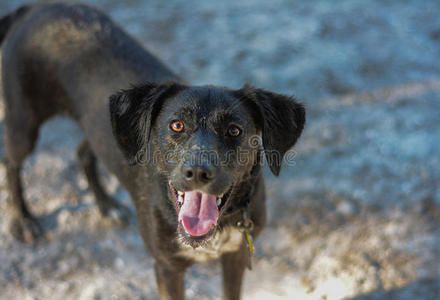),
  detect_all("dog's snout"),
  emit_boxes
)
[182,162,216,184]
